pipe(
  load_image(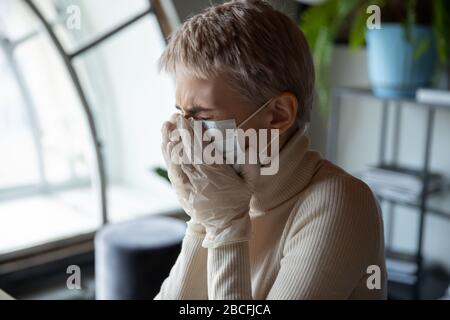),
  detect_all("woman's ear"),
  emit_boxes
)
[268,92,298,134]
